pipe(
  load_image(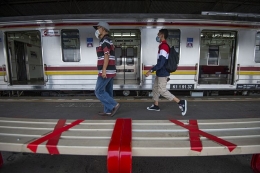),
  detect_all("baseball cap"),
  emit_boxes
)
[93,21,110,31]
